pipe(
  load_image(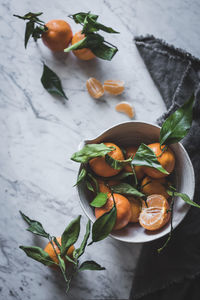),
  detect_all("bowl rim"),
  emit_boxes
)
[76,120,195,243]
